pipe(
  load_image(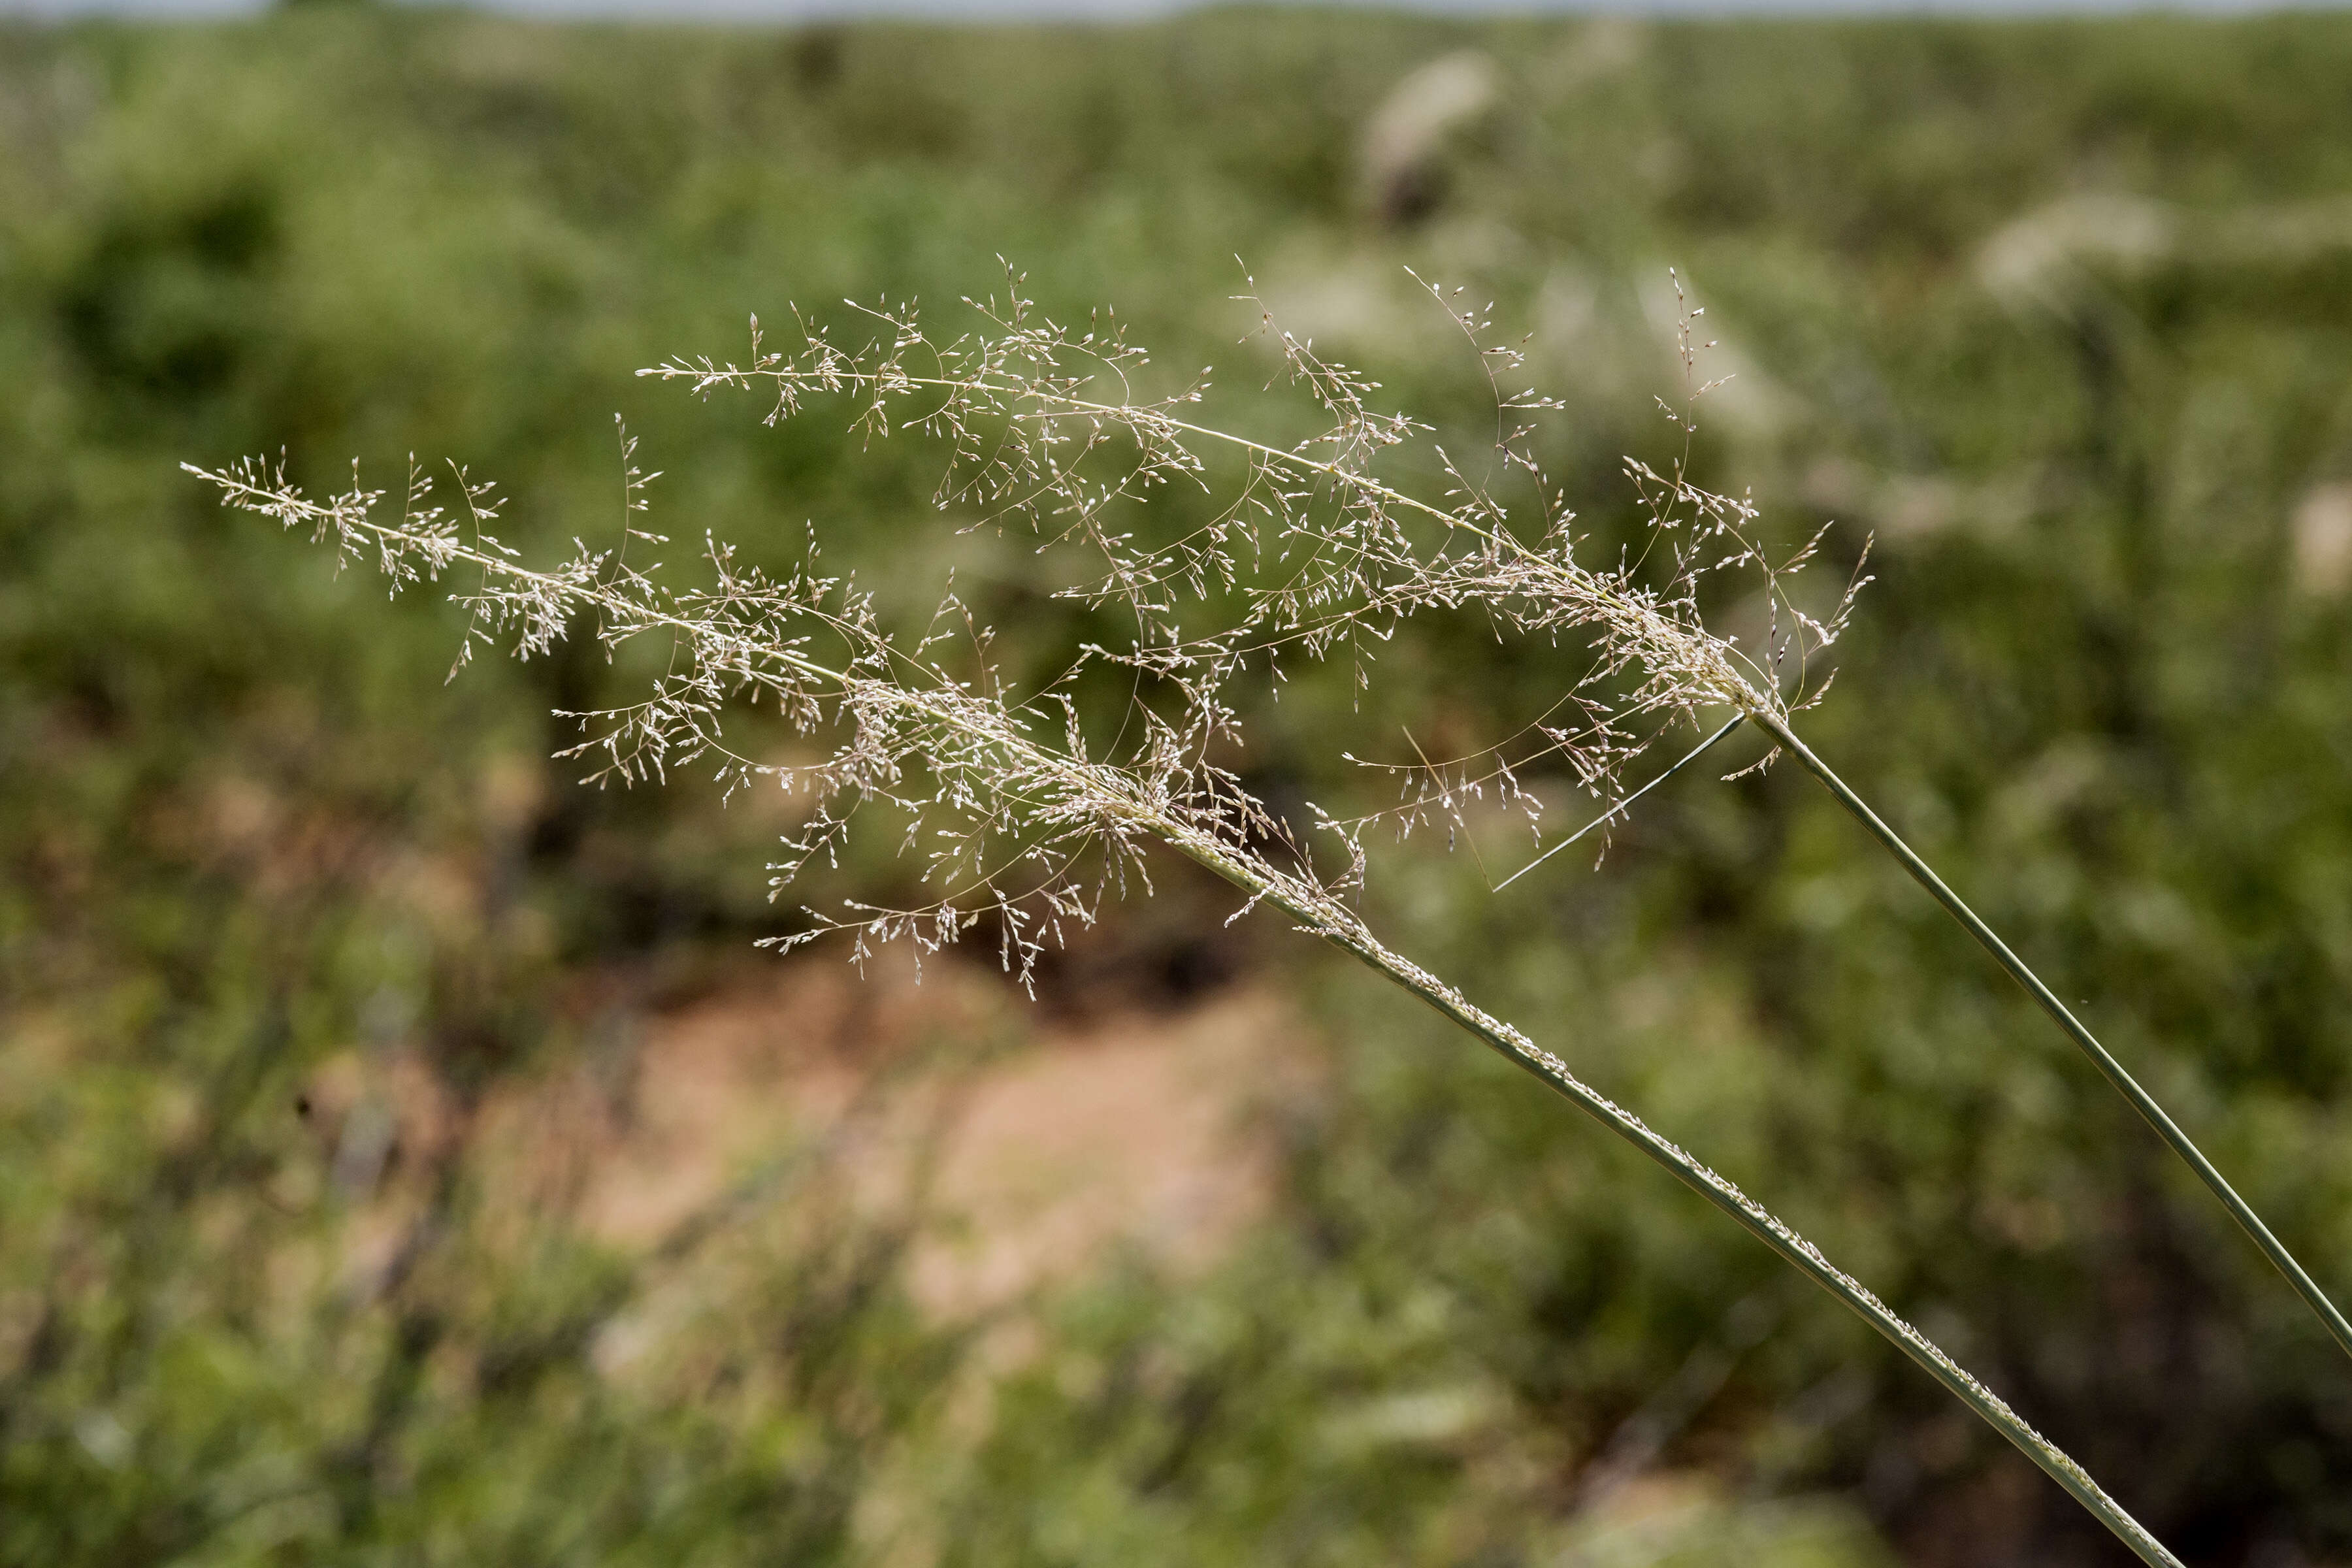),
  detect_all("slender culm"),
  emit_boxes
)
[1747,709,2352,1364]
